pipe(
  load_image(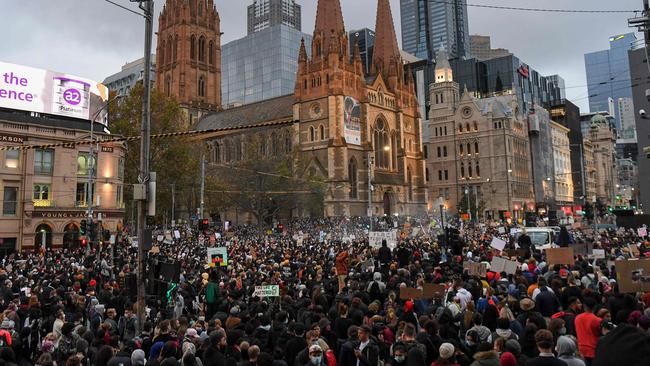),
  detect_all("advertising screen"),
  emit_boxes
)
[0,61,109,125]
